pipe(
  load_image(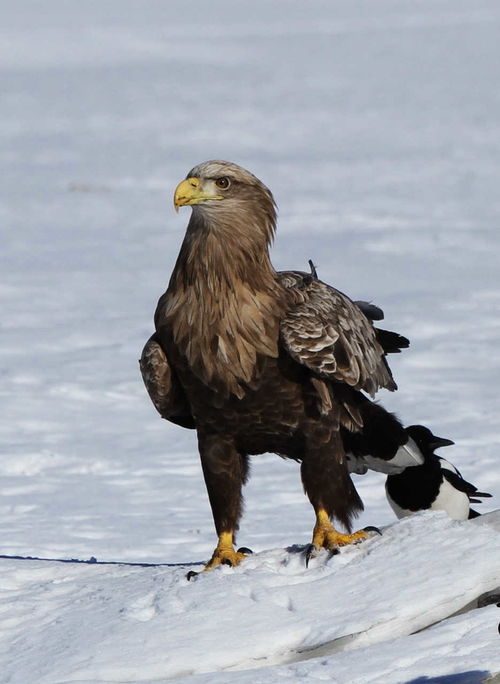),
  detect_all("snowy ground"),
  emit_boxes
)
[1,1,500,682]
